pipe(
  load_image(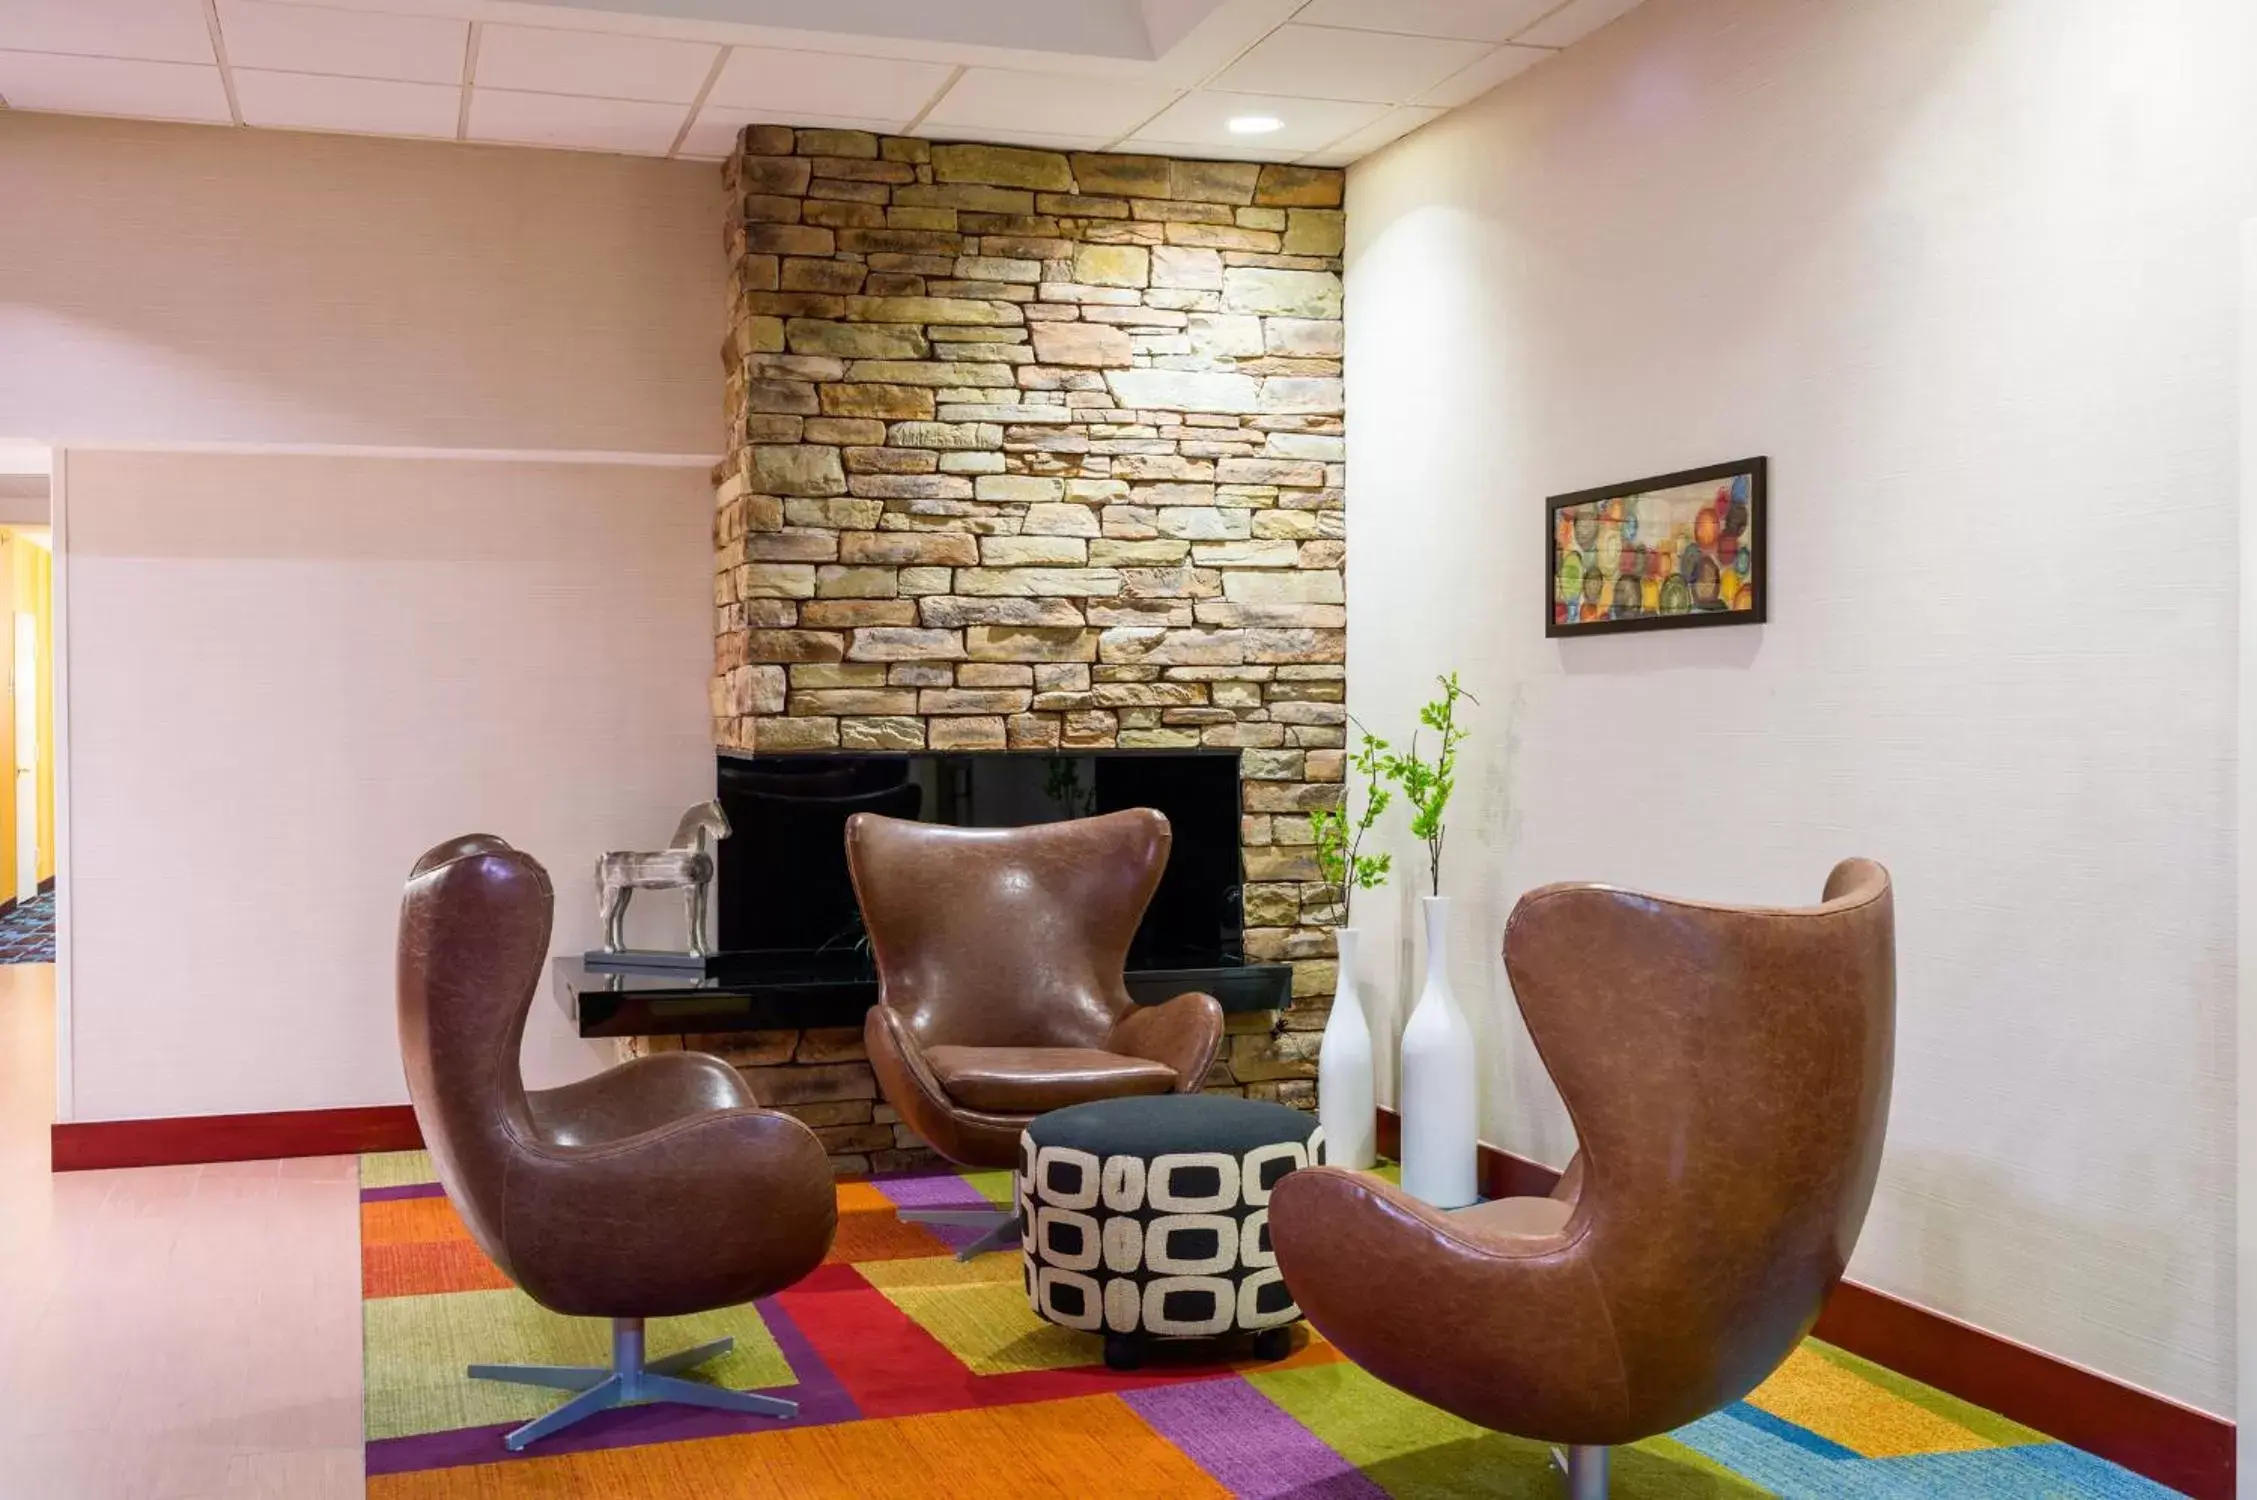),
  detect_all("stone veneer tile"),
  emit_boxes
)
[714,128,1347,1162]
